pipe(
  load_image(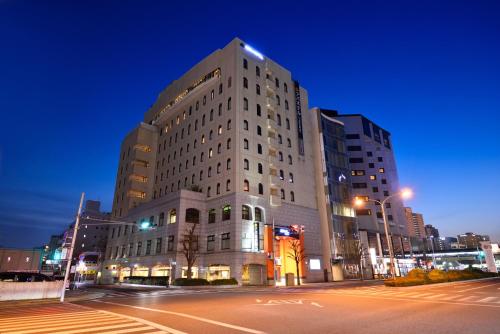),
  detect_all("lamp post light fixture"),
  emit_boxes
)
[354,188,413,280]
